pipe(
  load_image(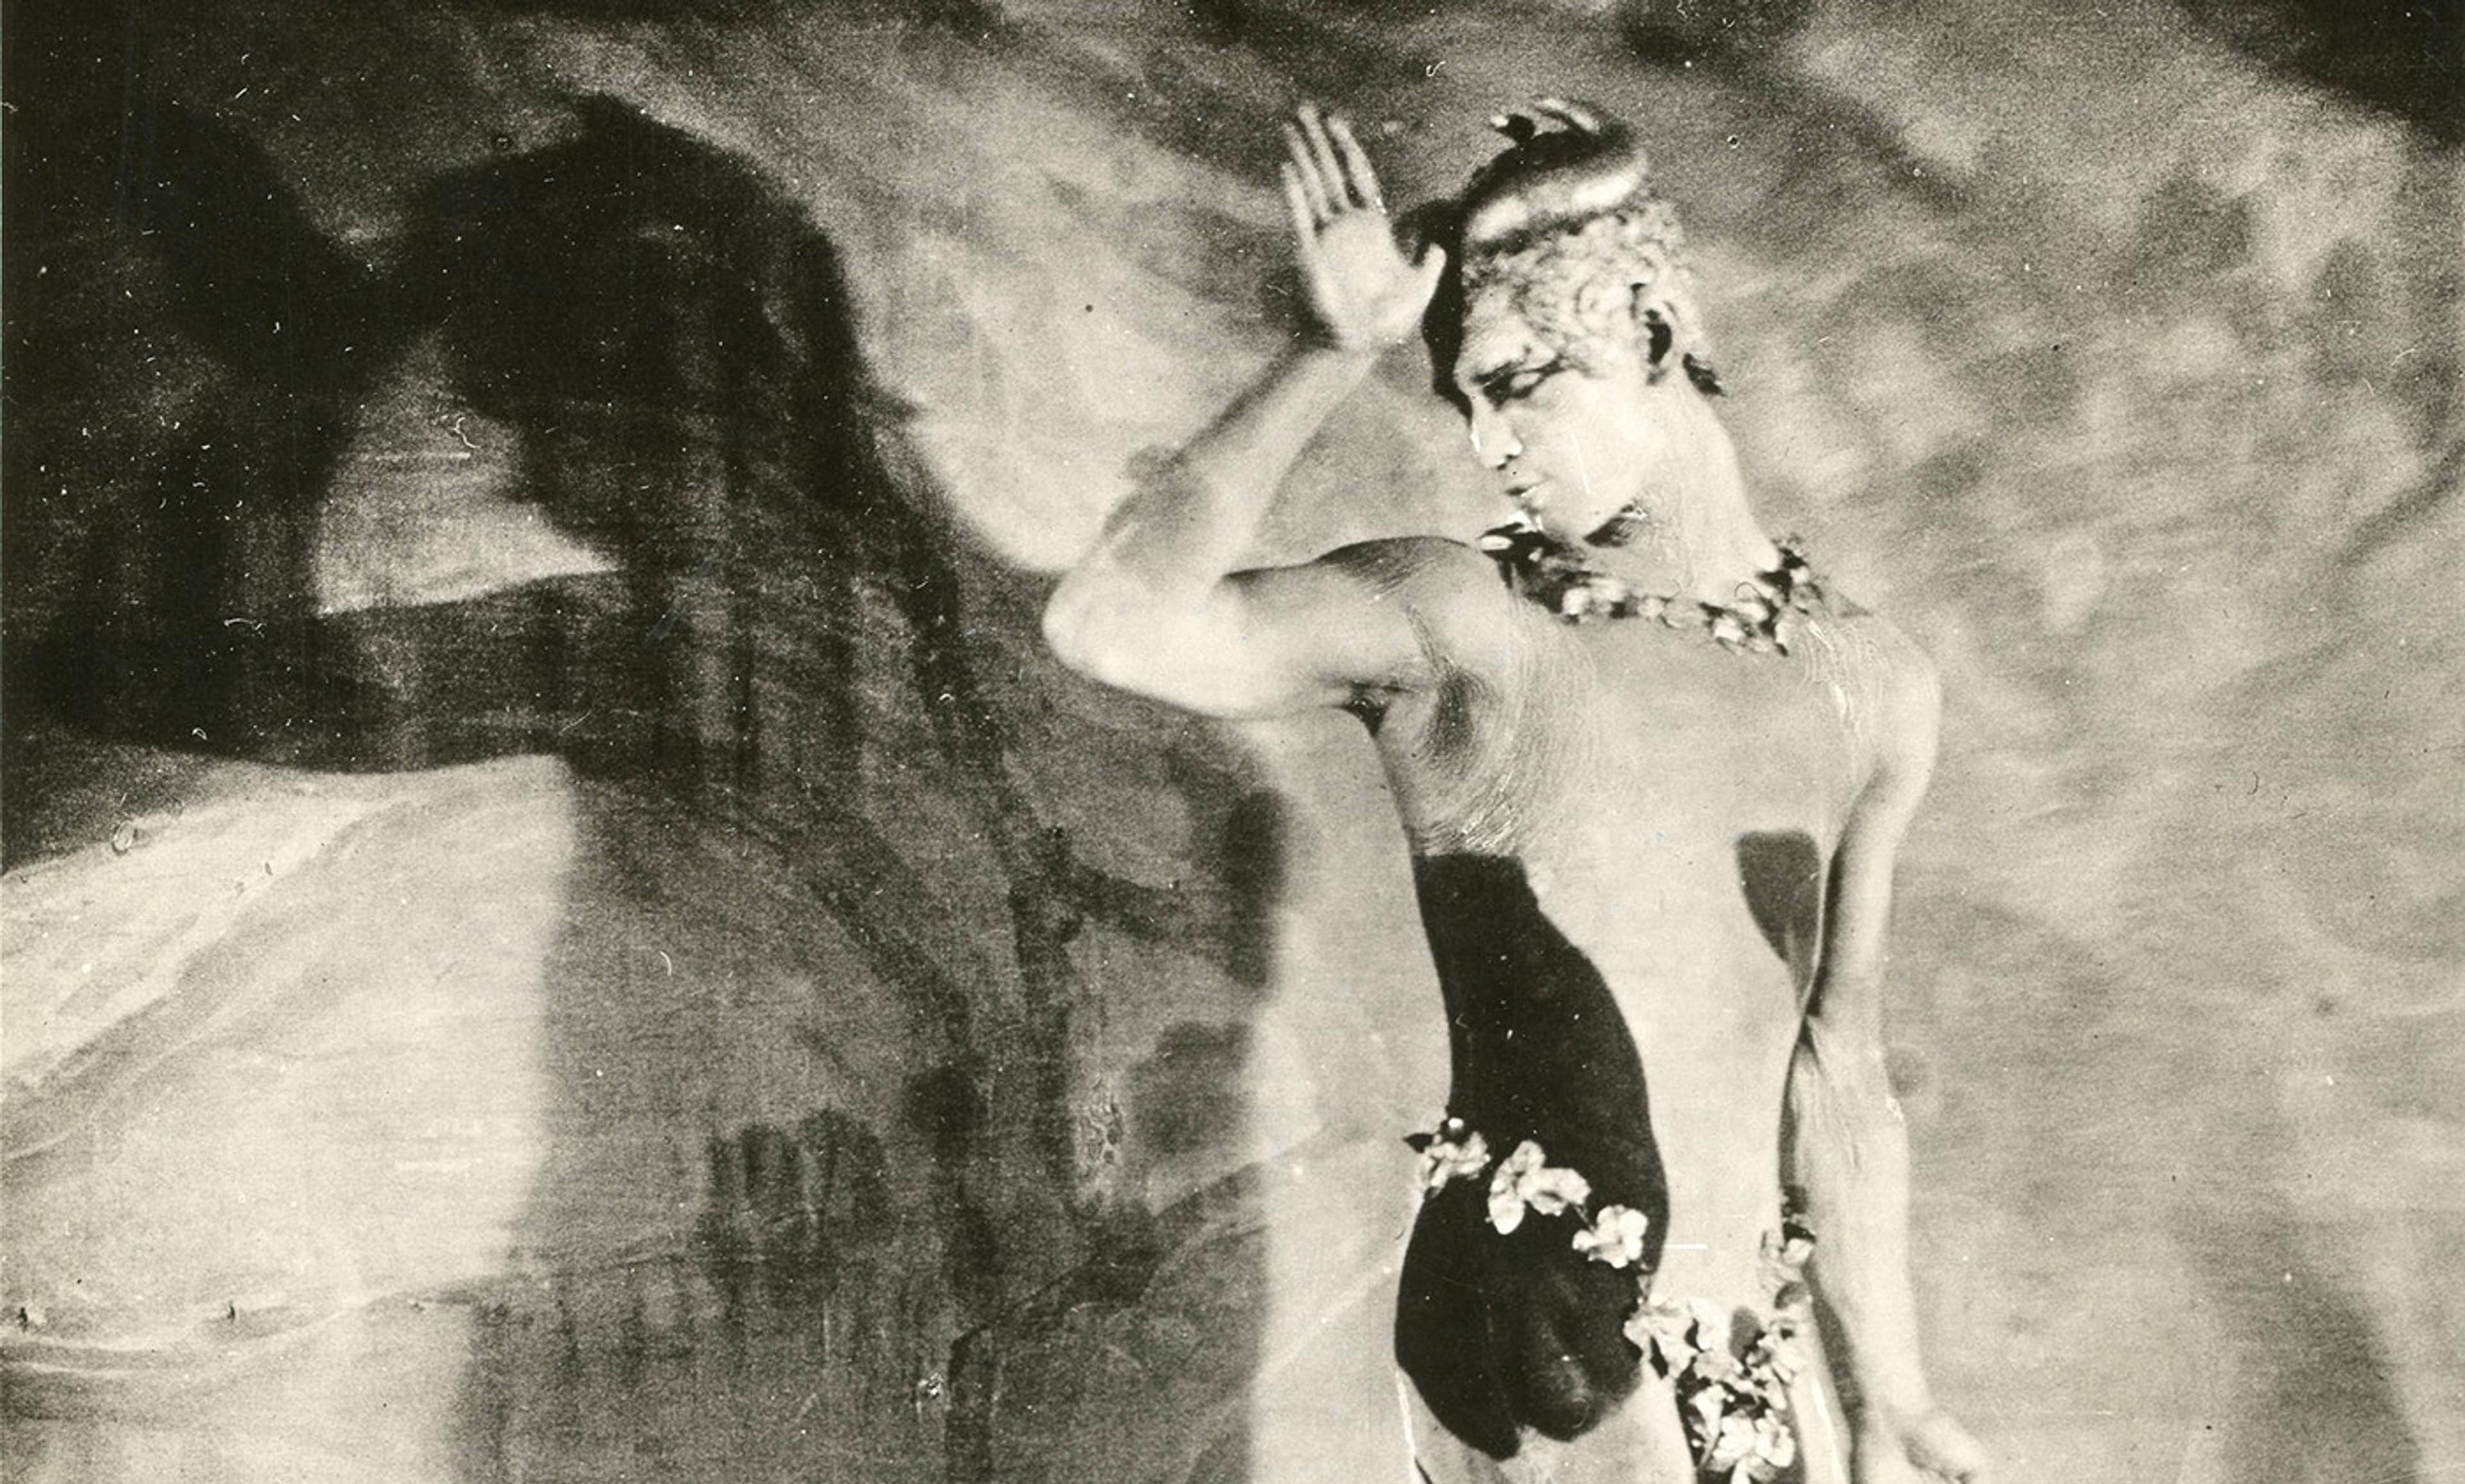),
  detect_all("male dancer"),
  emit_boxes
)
[1044,101,1988,1483]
